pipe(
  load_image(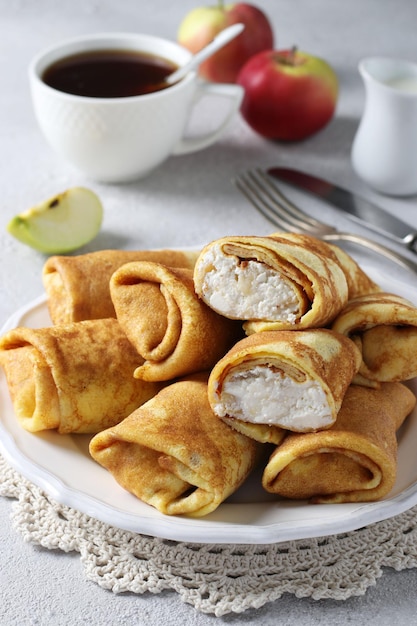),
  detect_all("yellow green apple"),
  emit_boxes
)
[177,2,274,83]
